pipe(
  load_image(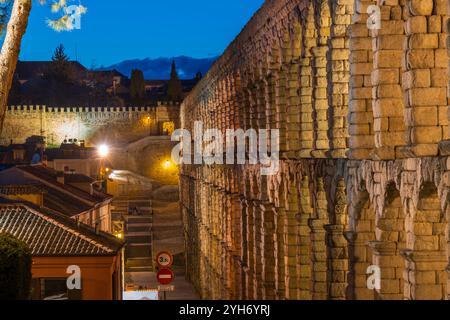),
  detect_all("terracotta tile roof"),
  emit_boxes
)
[16,165,112,204]
[0,184,45,195]
[0,166,111,217]
[0,199,123,256]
